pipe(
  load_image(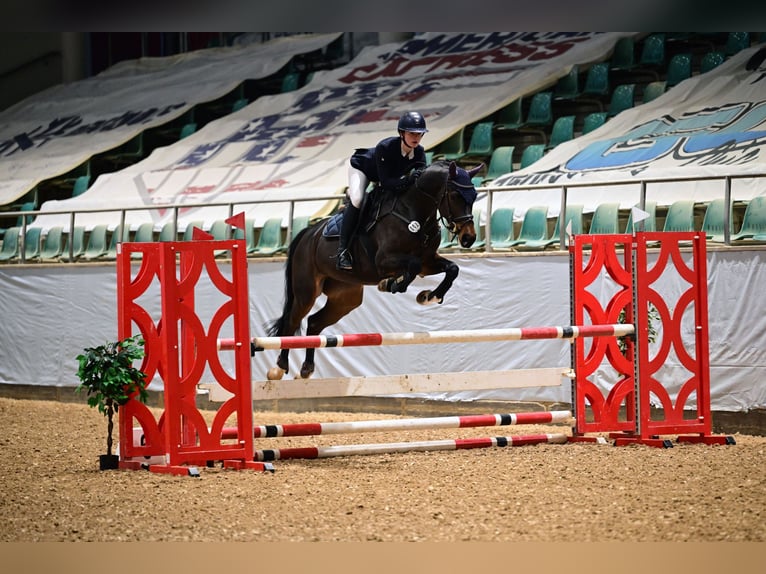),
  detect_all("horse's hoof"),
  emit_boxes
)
[267,366,285,381]
[417,290,442,305]
[377,278,391,292]
[299,365,314,379]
